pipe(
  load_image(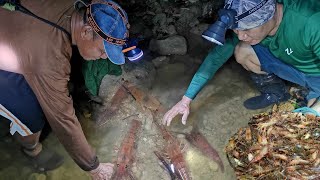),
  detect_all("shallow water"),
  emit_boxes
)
[0,58,267,180]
